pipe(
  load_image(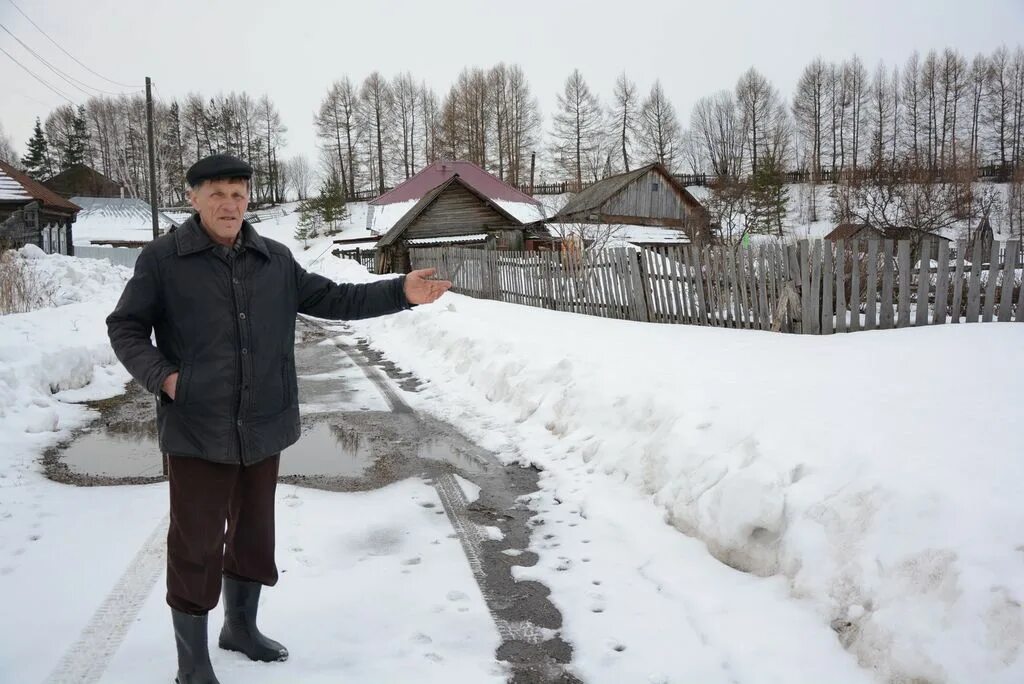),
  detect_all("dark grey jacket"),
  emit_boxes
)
[106,216,409,465]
